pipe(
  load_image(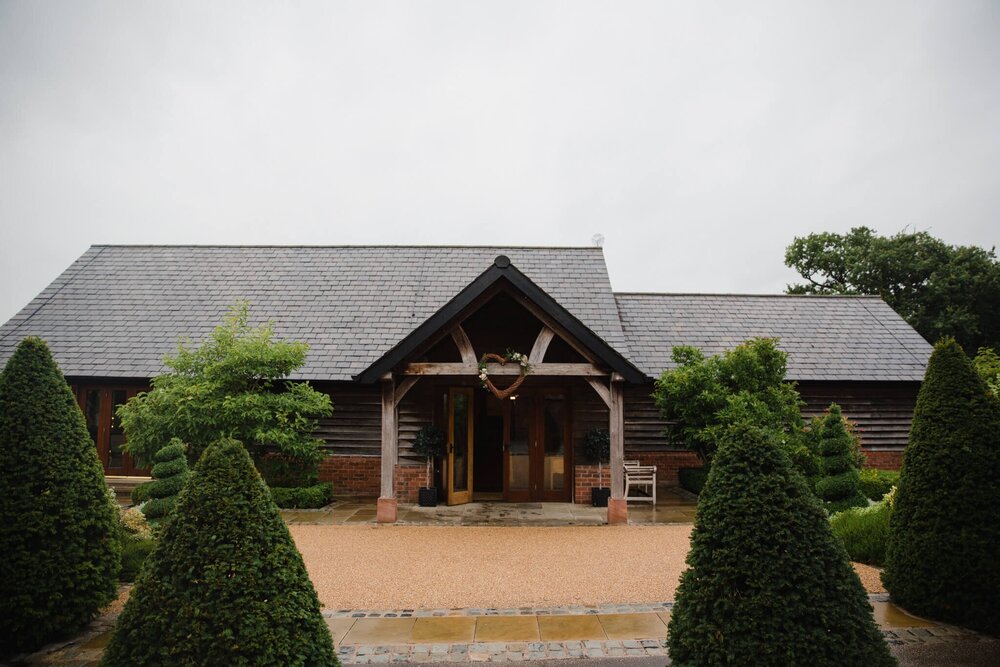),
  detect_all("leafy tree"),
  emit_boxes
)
[101,437,337,666]
[120,302,333,468]
[652,338,809,464]
[0,337,121,657]
[140,439,190,524]
[785,227,1000,352]
[883,338,1000,634]
[412,425,445,488]
[815,404,869,513]
[973,347,1000,396]
[583,427,611,481]
[667,411,894,666]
